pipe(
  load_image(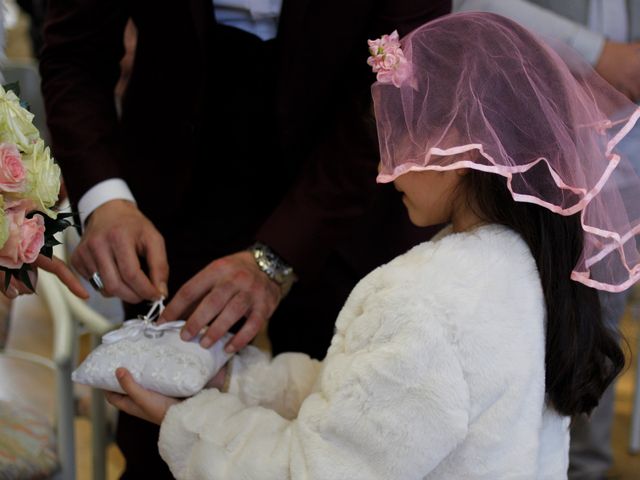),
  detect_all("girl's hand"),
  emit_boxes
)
[104,368,181,425]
